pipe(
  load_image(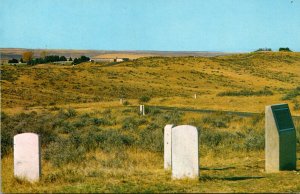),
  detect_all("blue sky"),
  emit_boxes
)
[0,0,299,52]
